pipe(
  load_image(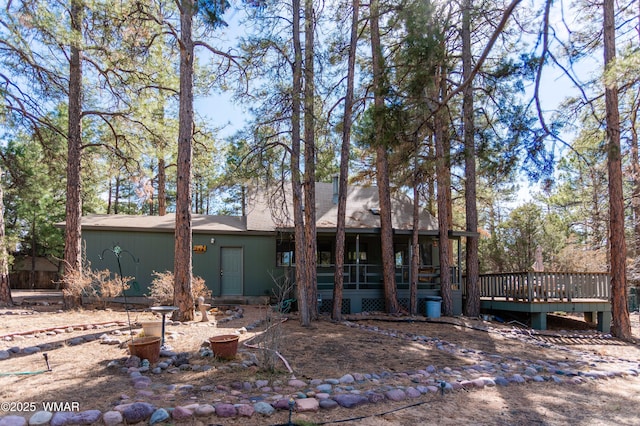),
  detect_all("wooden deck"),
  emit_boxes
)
[479,272,611,331]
